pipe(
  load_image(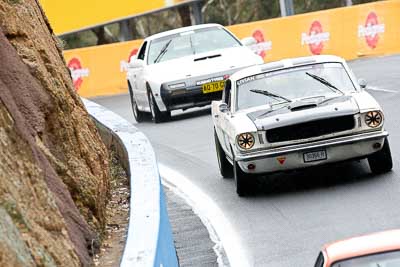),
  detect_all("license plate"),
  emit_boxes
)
[303,150,327,163]
[202,81,225,94]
